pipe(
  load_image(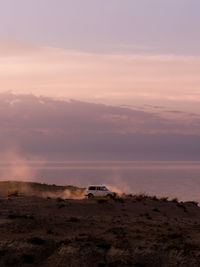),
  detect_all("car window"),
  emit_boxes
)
[101,187,108,191]
[89,186,95,190]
